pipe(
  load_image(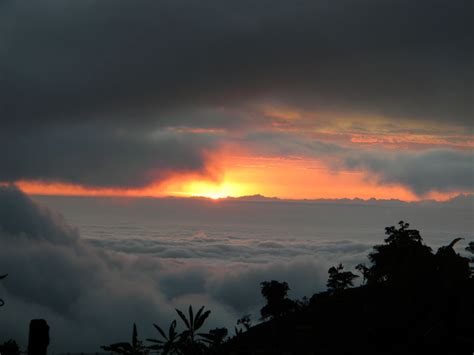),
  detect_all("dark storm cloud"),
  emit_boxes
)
[1,0,472,126]
[0,125,216,187]
[0,0,471,188]
[343,149,474,195]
